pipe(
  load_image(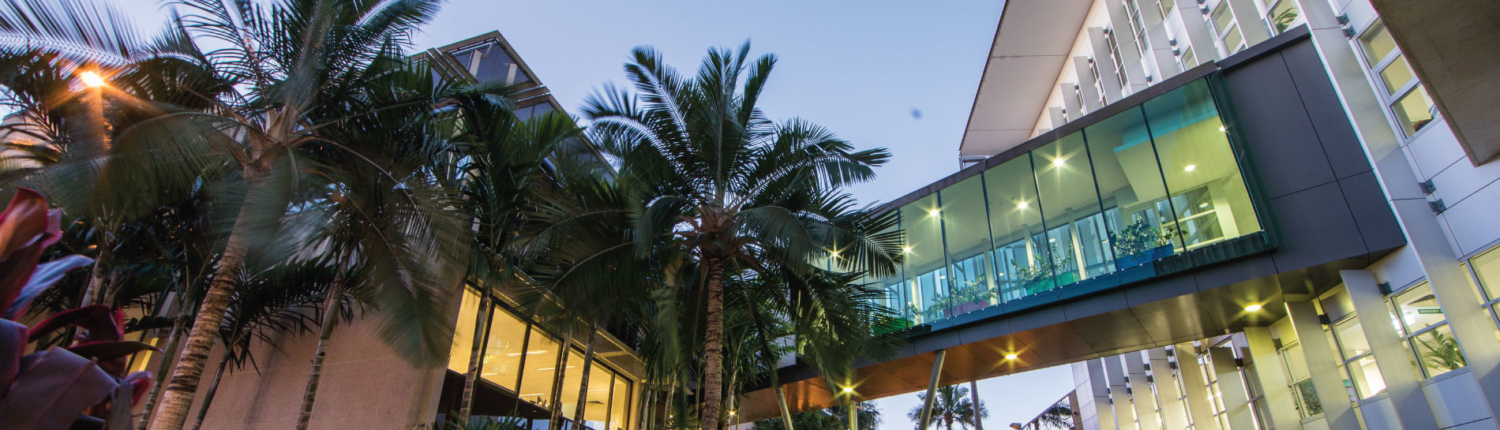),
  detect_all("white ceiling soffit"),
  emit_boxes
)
[960,0,1096,158]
